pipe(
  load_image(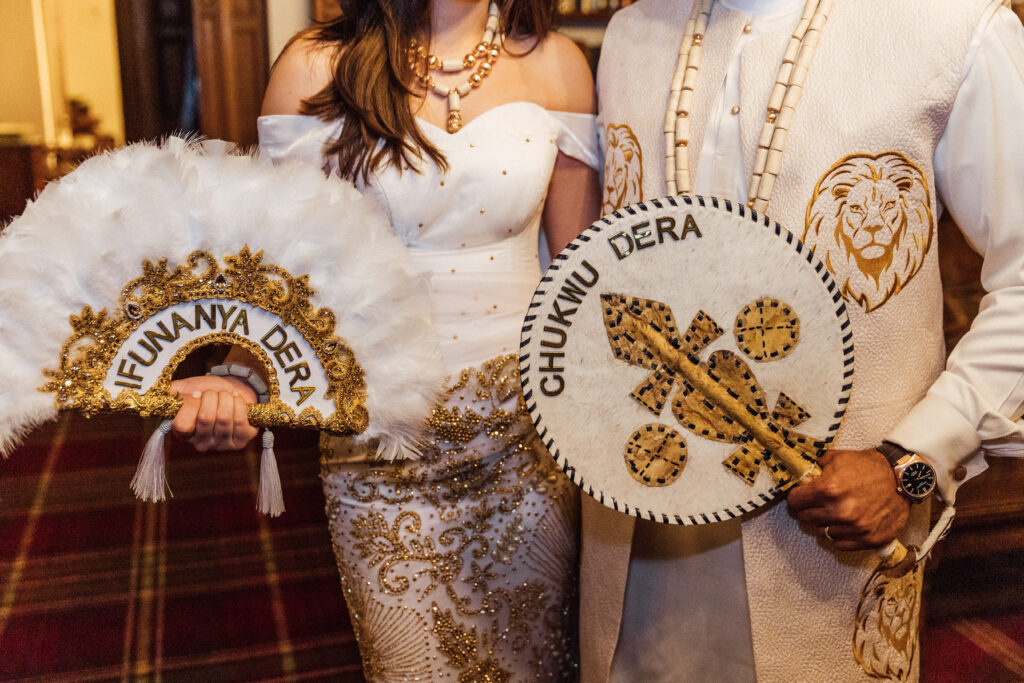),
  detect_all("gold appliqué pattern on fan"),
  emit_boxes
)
[624,423,688,487]
[734,297,800,362]
[603,293,822,488]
